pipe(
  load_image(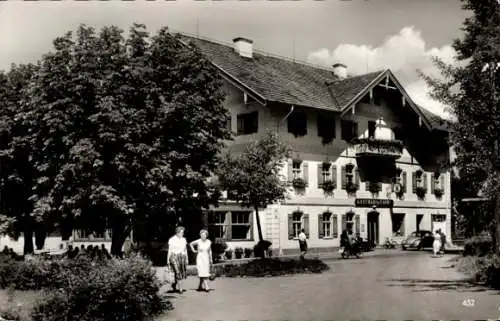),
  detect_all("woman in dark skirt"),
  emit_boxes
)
[167,226,188,293]
[298,229,308,259]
